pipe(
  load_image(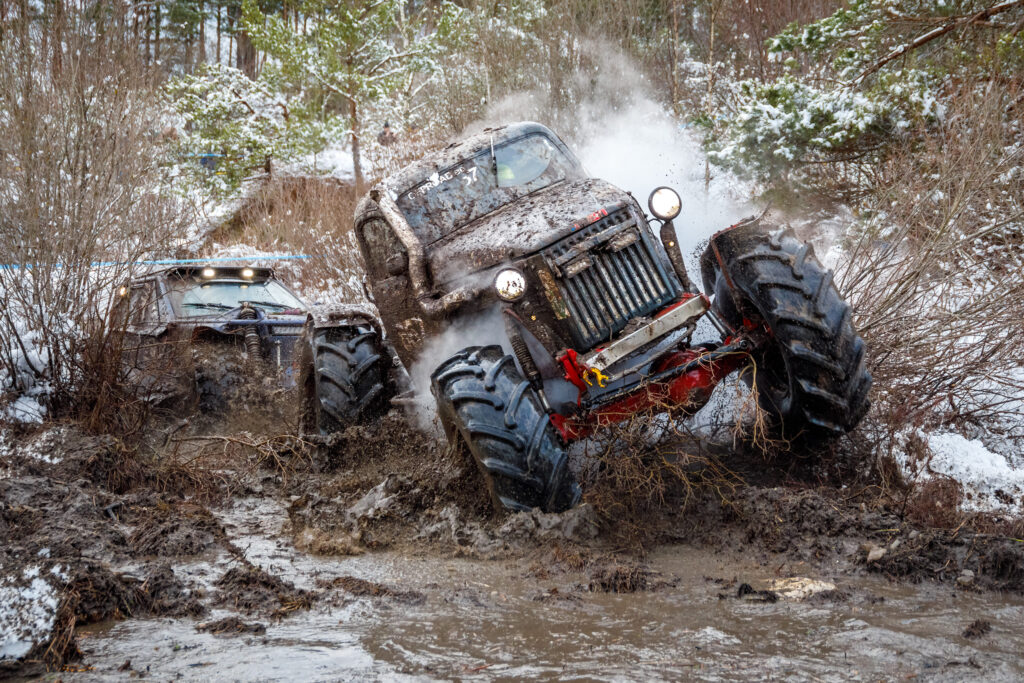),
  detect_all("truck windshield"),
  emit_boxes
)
[396,133,578,242]
[178,280,305,316]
